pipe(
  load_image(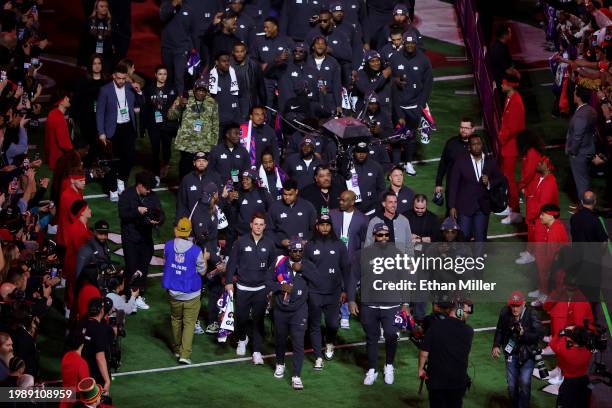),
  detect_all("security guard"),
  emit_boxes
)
[225,212,276,364]
[208,122,251,182]
[246,106,280,166]
[267,237,316,390]
[176,152,223,220]
[283,136,323,189]
[306,36,343,117]
[226,168,273,238]
[348,142,386,217]
[390,28,433,176]
[304,214,349,369]
[348,223,409,385]
[268,179,318,254]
